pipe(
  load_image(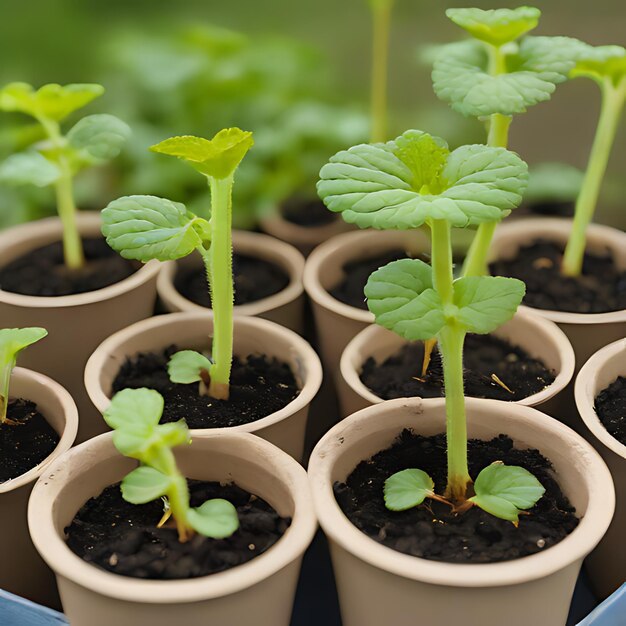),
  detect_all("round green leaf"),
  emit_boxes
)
[167,350,213,385]
[121,466,171,504]
[571,44,626,87]
[67,114,131,161]
[104,387,164,431]
[384,468,435,511]
[0,152,59,187]
[187,498,239,538]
